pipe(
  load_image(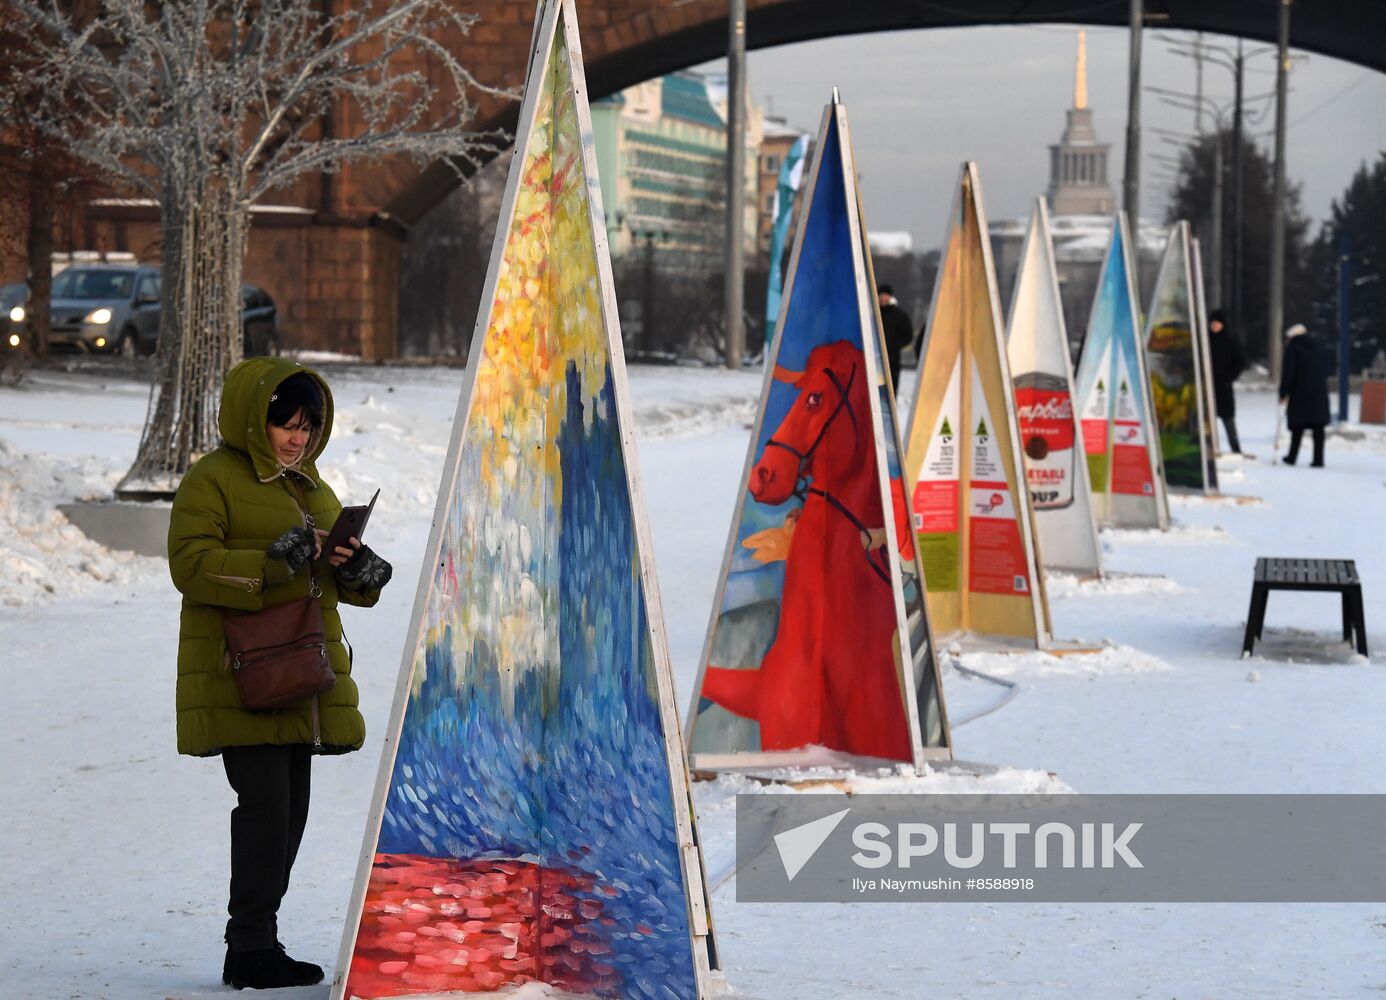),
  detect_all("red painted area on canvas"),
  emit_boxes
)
[344,854,620,999]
